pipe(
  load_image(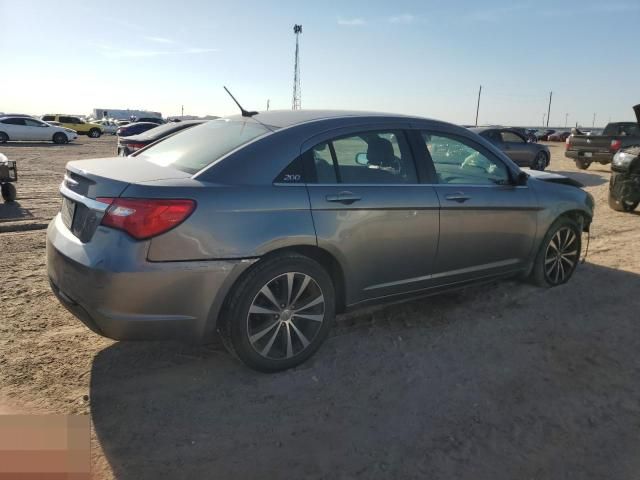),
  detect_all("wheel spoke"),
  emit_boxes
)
[293,313,324,322]
[249,304,280,315]
[545,255,556,265]
[554,260,561,282]
[290,275,311,307]
[249,319,280,343]
[285,323,293,358]
[261,323,282,356]
[564,230,576,250]
[546,259,557,277]
[560,255,575,268]
[286,273,295,306]
[558,258,565,281]
[294,294,324,313]
[289,321,310,348]
[260,284,281,310]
